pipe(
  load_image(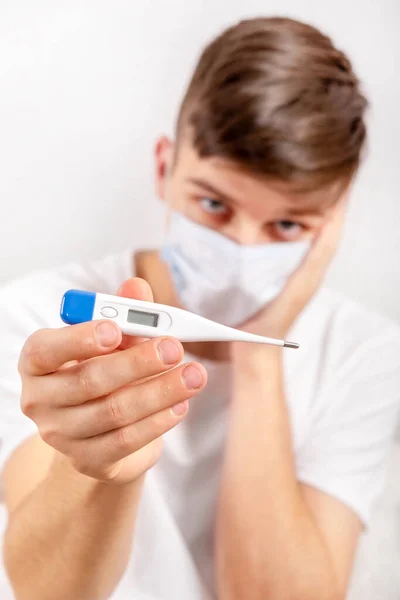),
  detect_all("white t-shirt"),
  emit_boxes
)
[1,249,400,600]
